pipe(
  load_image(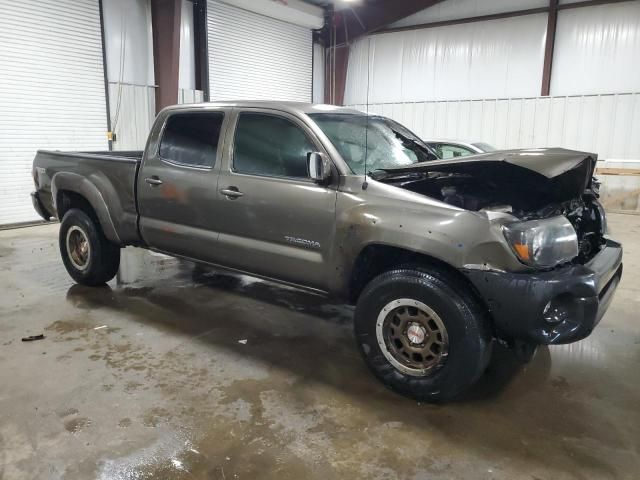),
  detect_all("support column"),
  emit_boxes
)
[324,8,350,105]
[193,0,210,101]
[151,0,182,112]
[541,0,559,96]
